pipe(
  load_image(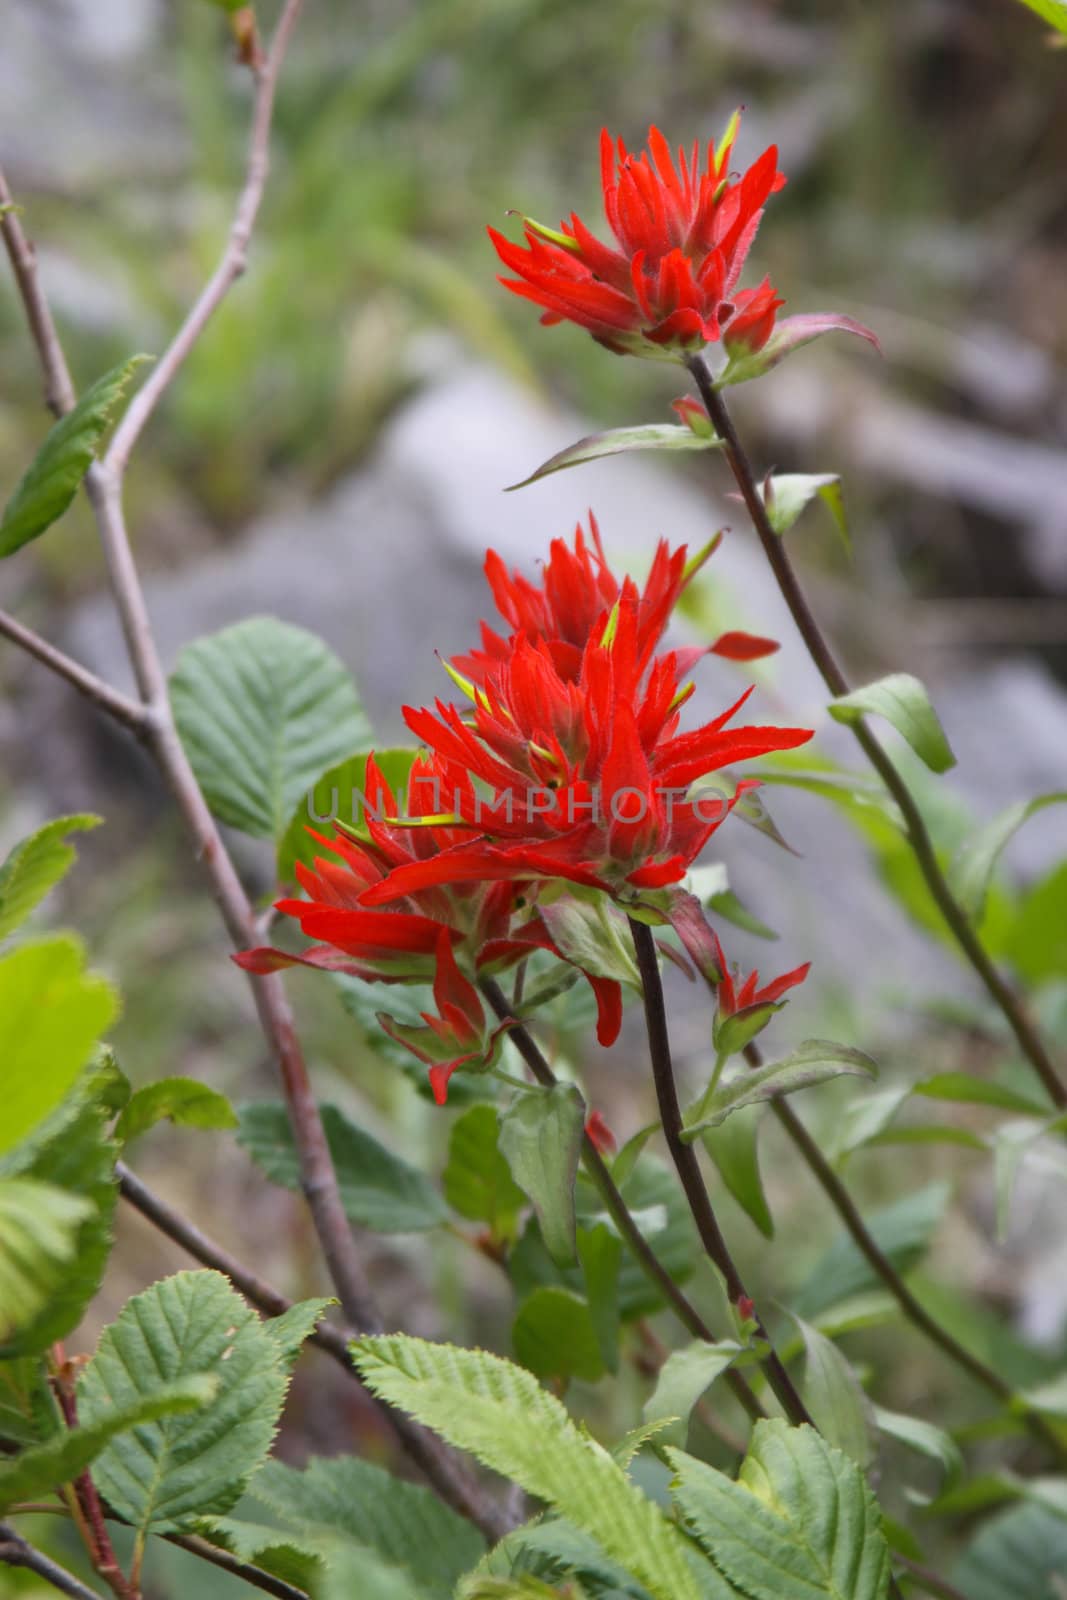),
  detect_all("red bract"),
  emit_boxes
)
[489,115,786,356]
[710,926,811,1016]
